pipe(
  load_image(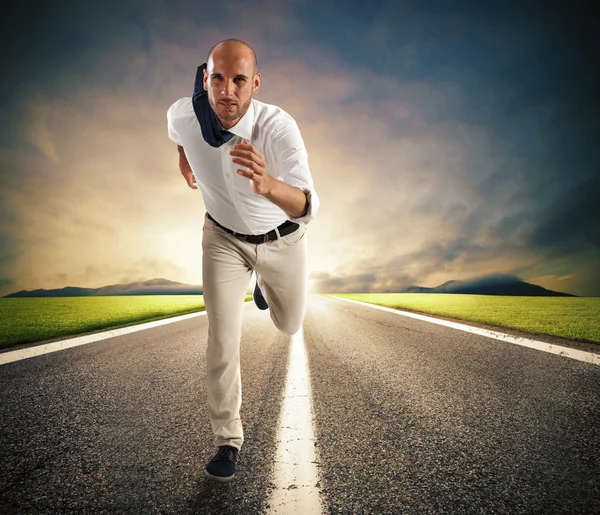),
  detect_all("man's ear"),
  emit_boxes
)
[253,72,260,94]
[203,69,208,91]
